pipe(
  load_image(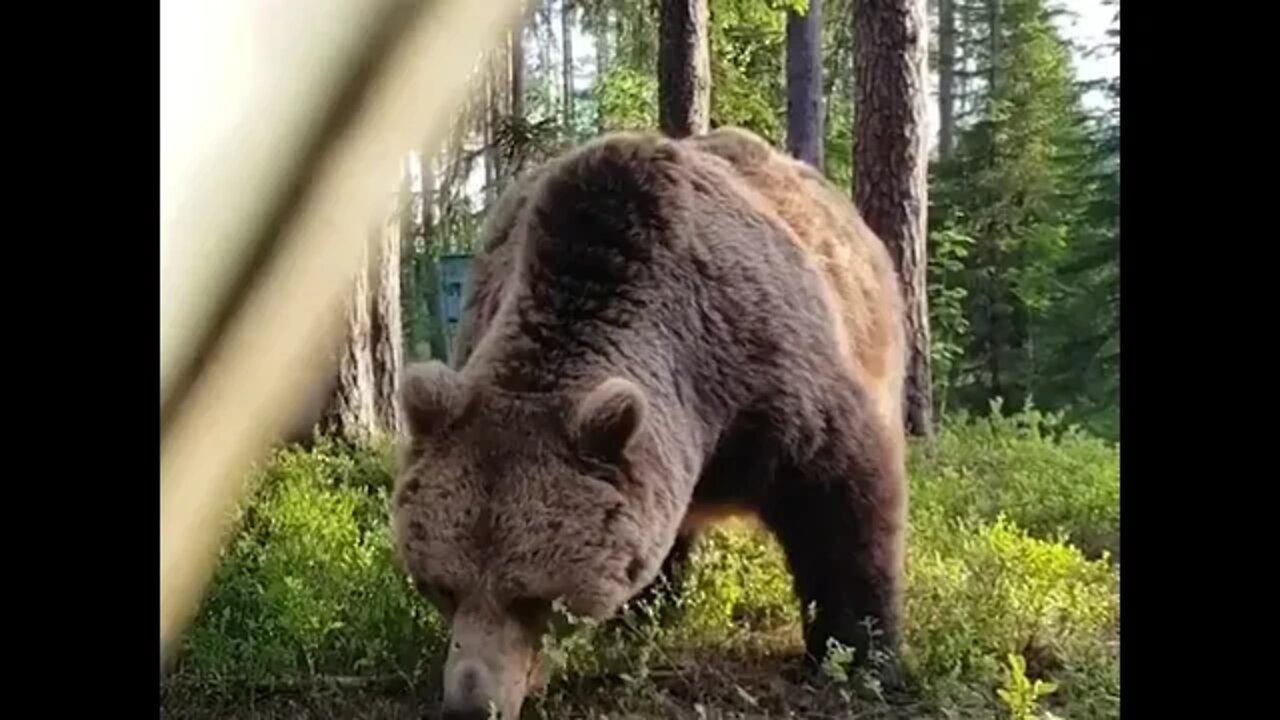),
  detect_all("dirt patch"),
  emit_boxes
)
[162,652,944,720]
